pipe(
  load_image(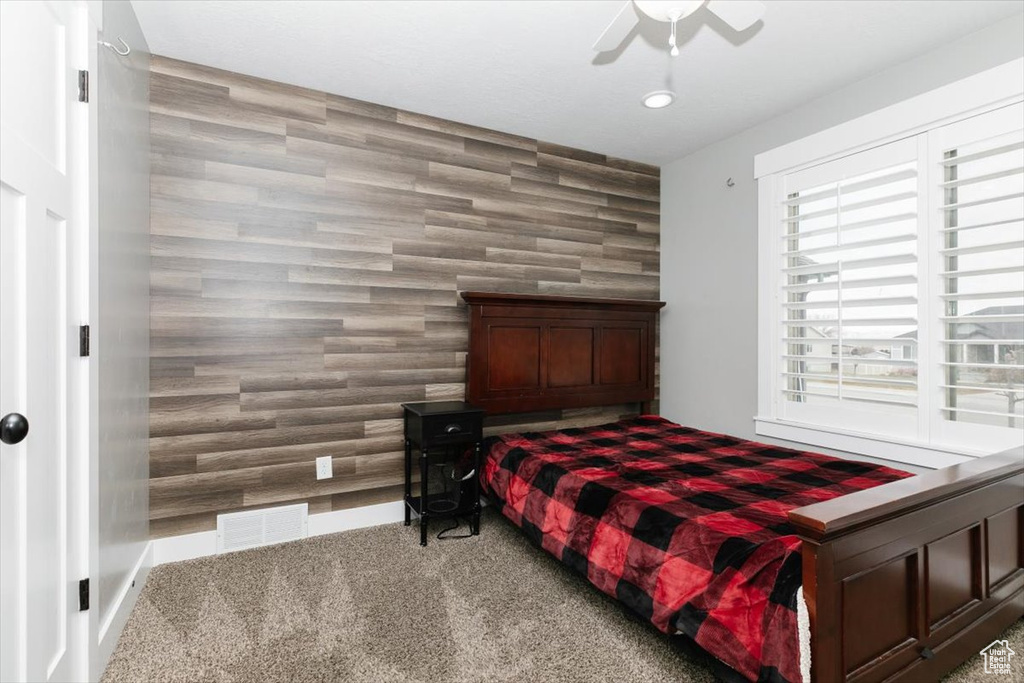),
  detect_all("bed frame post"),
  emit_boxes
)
[799,539,842,681]
[790,448,1023,683]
